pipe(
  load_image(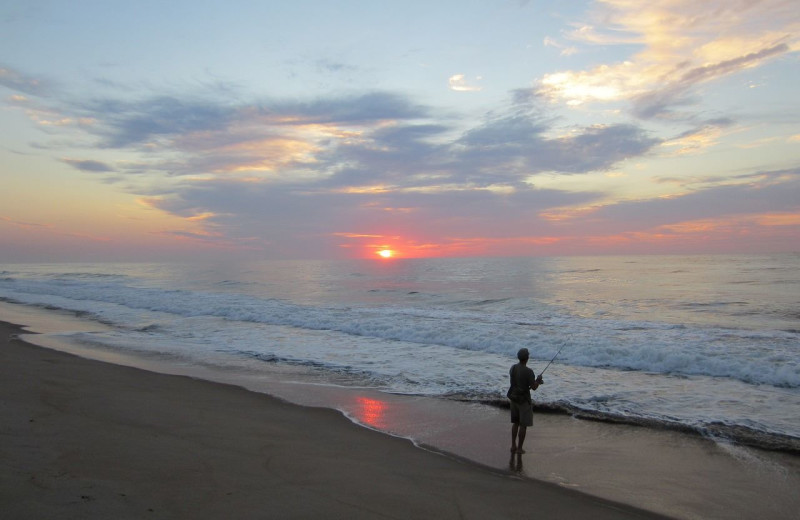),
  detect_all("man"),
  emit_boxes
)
[508,348,543,454]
